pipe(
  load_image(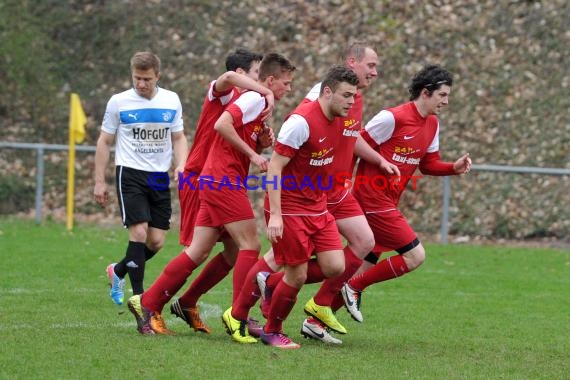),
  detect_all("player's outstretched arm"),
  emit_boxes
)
[453,153,472,174]
[419,151,470,176]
